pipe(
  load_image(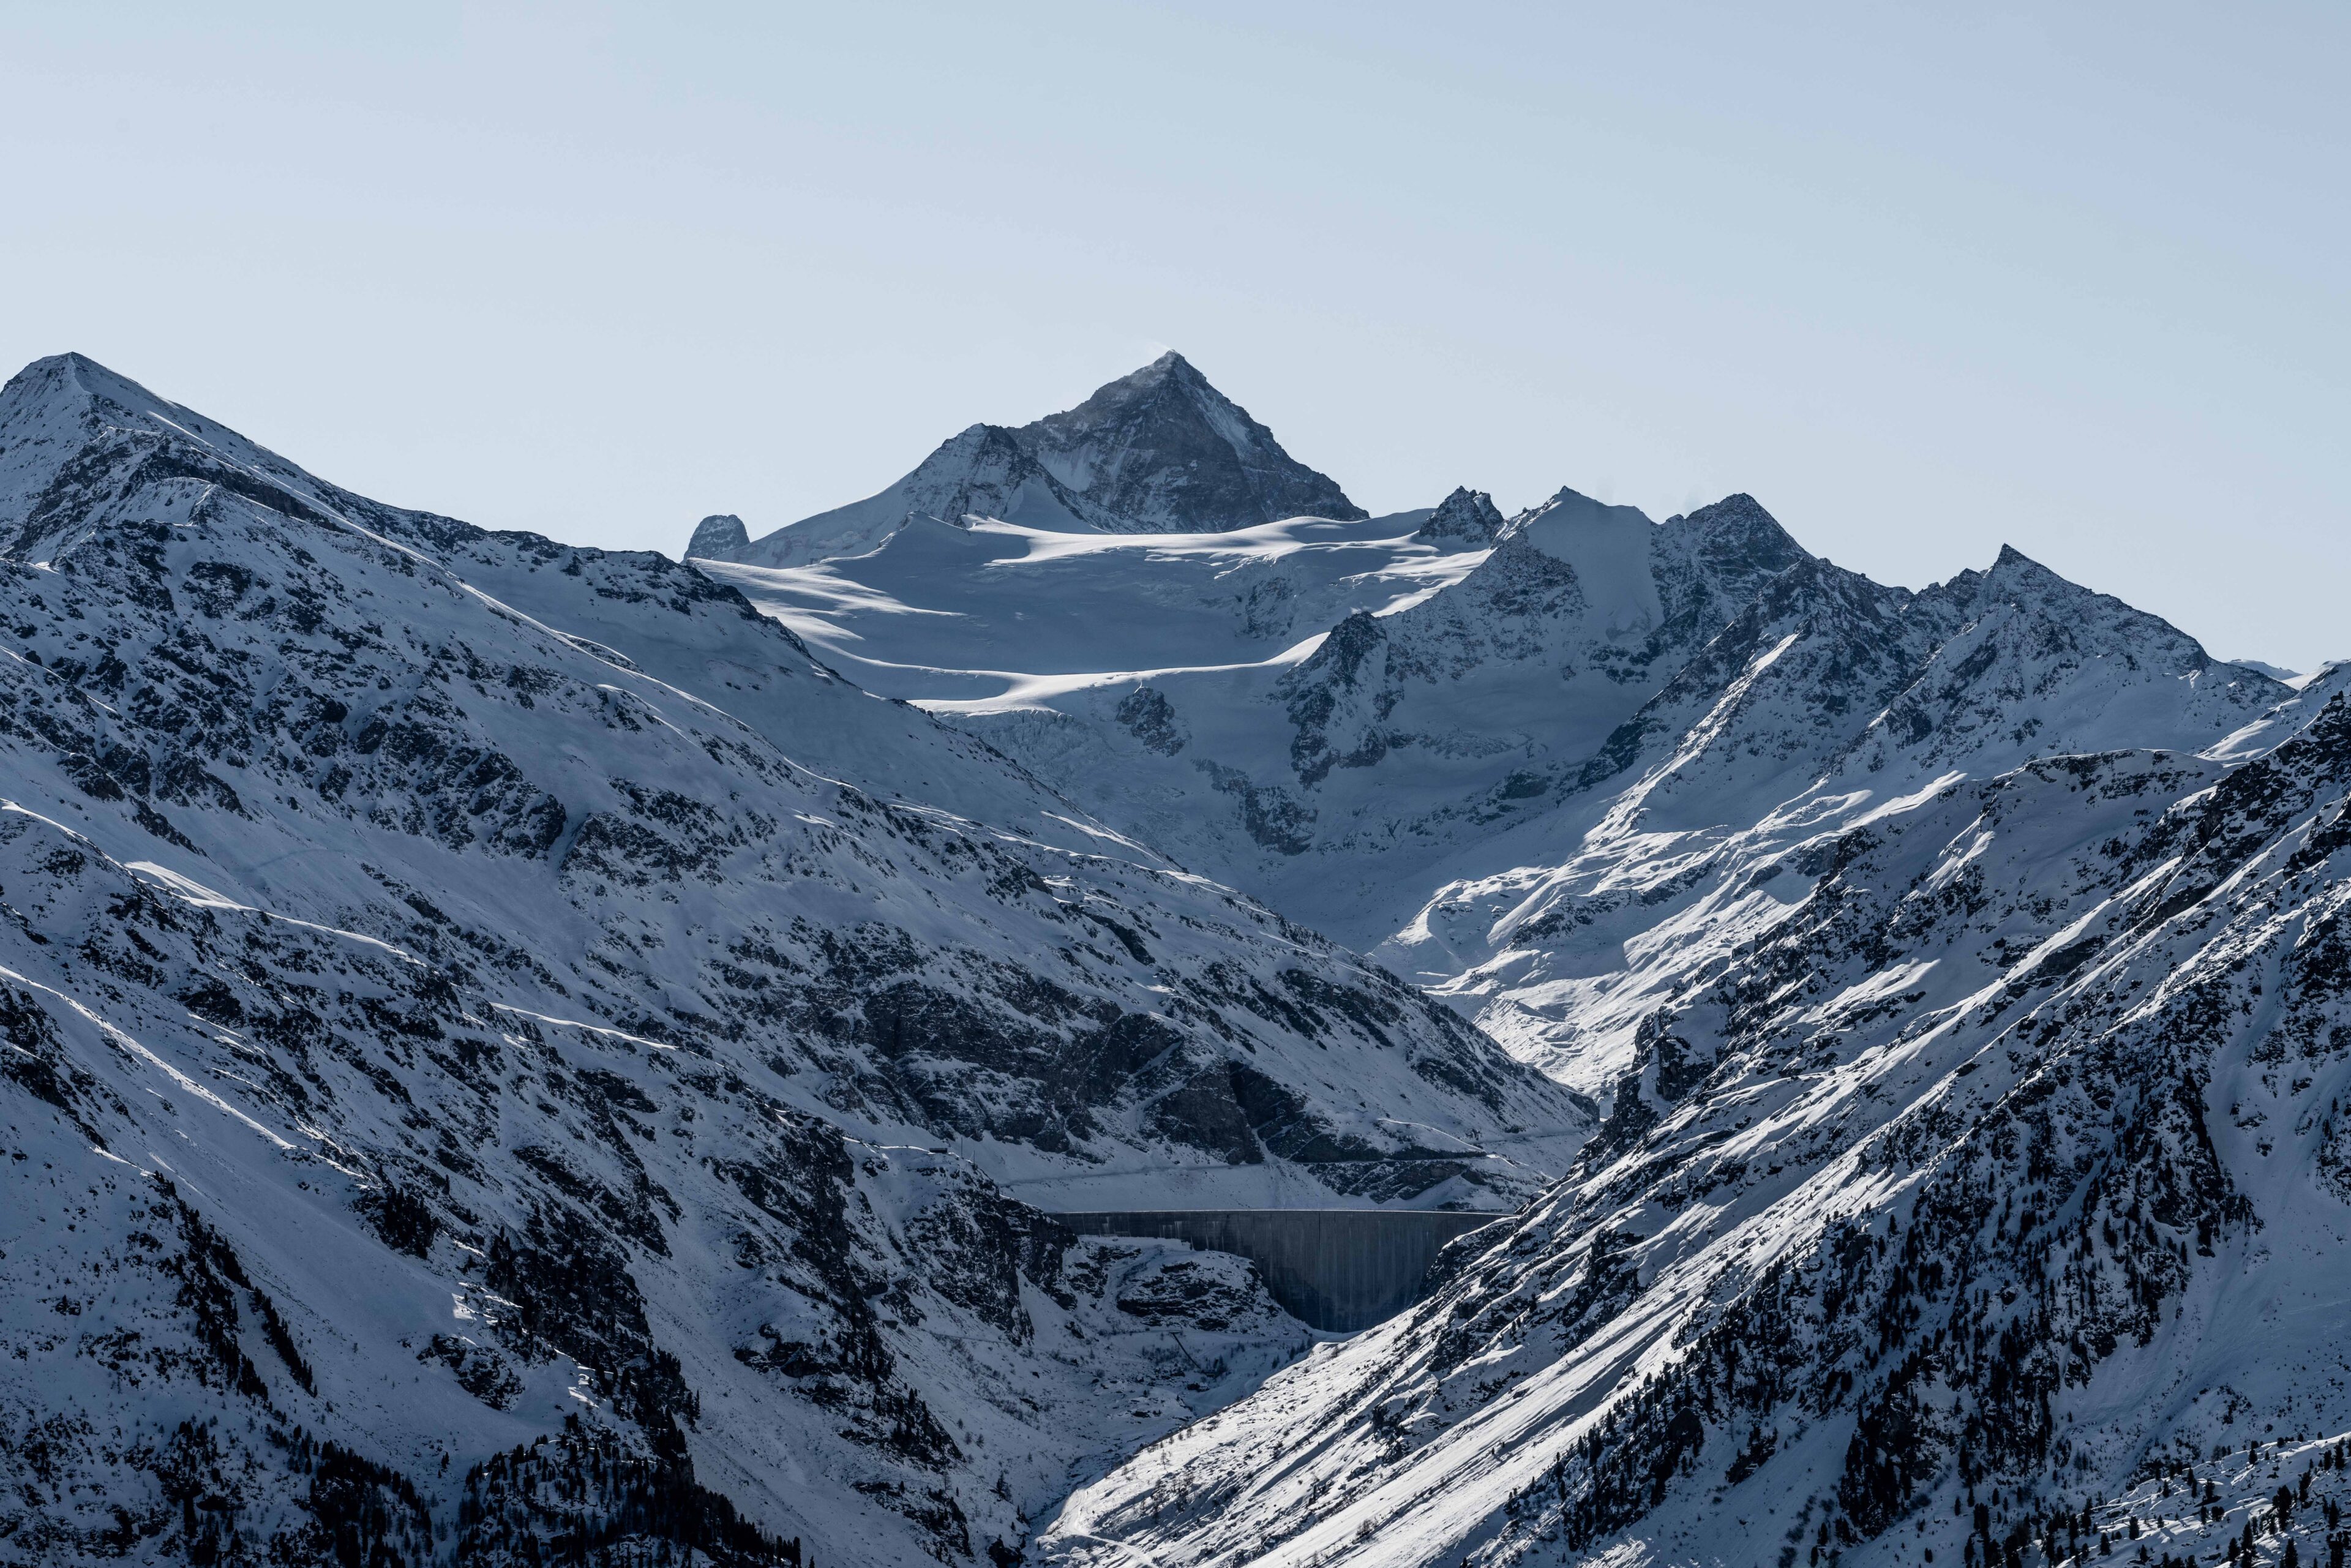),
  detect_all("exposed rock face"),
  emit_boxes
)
[1019,351,1365,534]
[0,353,1584,1568]
[686,512,751,557]
[699,353,1365,566]
[1114,686,1187,756]
[1414,486,1506,546]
